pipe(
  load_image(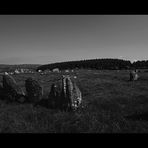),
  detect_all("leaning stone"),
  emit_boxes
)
[2,75,25,102]
[25,77,43,103]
